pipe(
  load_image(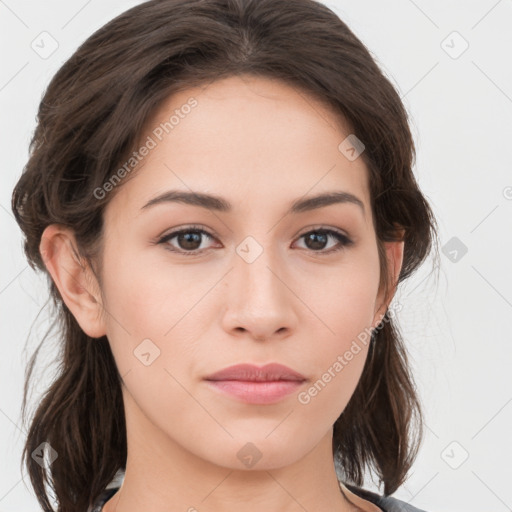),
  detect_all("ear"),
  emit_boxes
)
[372,232,405,329]
[39,224,107,339]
